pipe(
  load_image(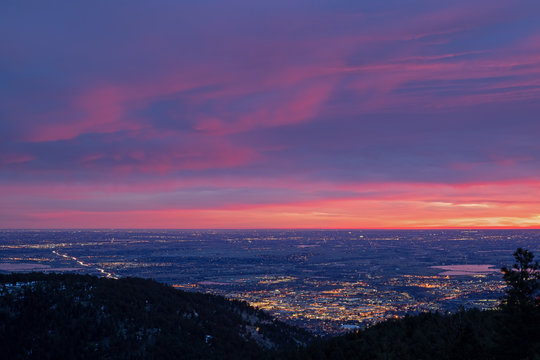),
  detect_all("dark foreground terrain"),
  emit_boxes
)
[0,273,311,359]
[1,269,539,360]
[278,308,540,360]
